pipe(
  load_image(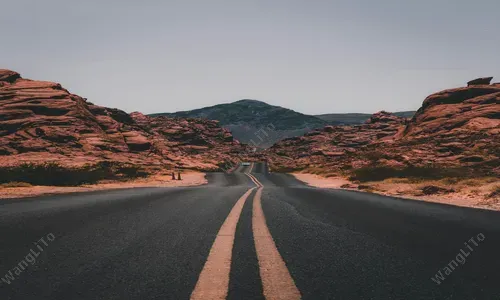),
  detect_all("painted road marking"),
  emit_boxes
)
[247,173,262,188]
[190,188,255,300]
[246,170,302,300]
[248,162,255,174]
[246,163,263,188]
[192,164,300,299]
